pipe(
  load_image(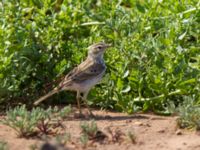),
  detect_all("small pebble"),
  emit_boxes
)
[176,129,182,135]
[157,129,165,133]
[126,119,132,123]
[134,121,143,126]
